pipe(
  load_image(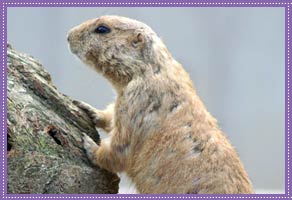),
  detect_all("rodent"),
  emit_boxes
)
[67,15,253,194]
